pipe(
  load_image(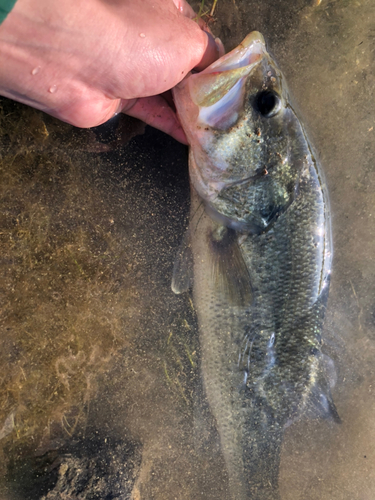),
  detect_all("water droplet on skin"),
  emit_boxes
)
[31,66,41,76]
[48,85,57,94]
[139,33,146,38]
